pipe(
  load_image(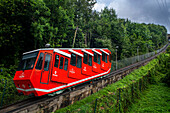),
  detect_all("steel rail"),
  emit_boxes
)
[0,43,168,113]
